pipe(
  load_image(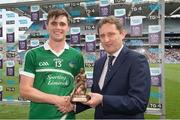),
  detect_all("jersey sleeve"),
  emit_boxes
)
[75,53,85,76]
[79,54,85,70]
[20,50,36,78]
